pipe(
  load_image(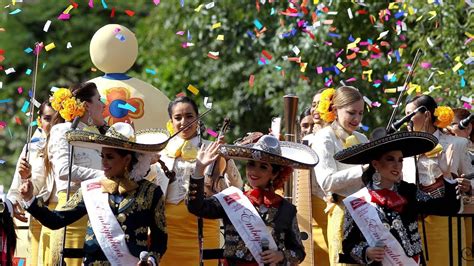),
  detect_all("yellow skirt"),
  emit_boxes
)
[327,203,358,266]
[419,215,467,266]
[27,217,42,266]
[160,201,220,266]
[49,192,88,266]
[312,196,329,266]
[37,201,57,266]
